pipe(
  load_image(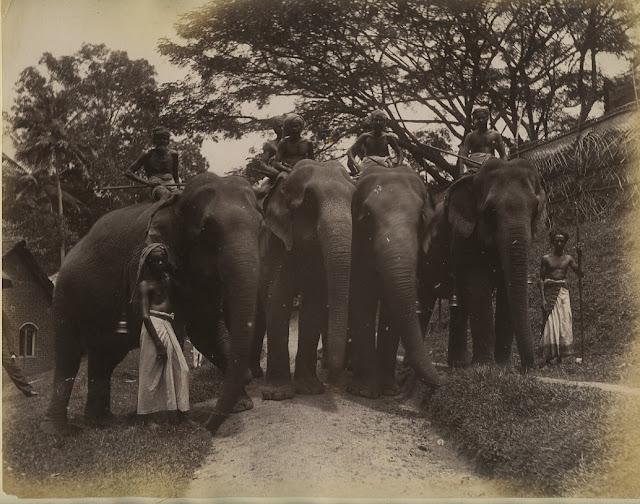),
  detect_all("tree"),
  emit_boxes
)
[5,44,209,268]
[159,0,636,183]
